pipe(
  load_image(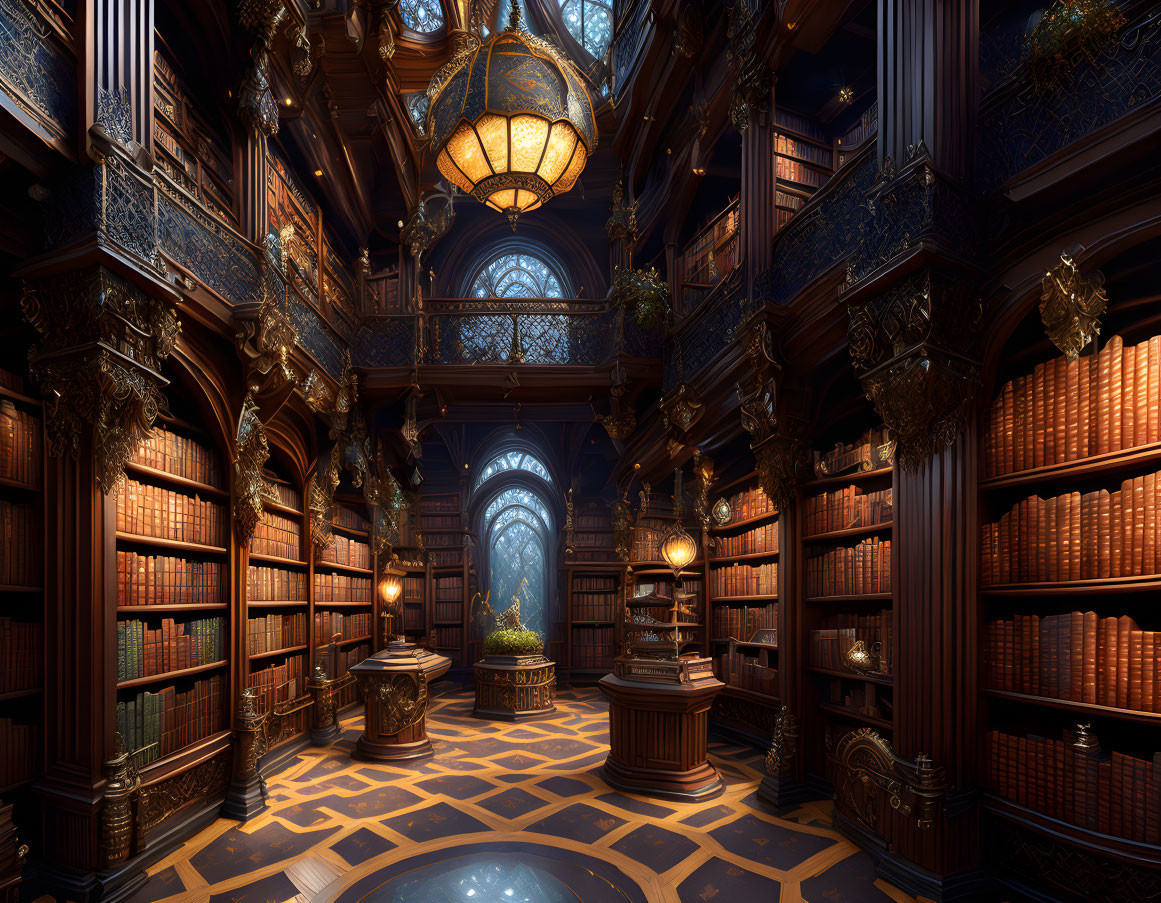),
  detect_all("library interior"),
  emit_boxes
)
[0,0,1159,901]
